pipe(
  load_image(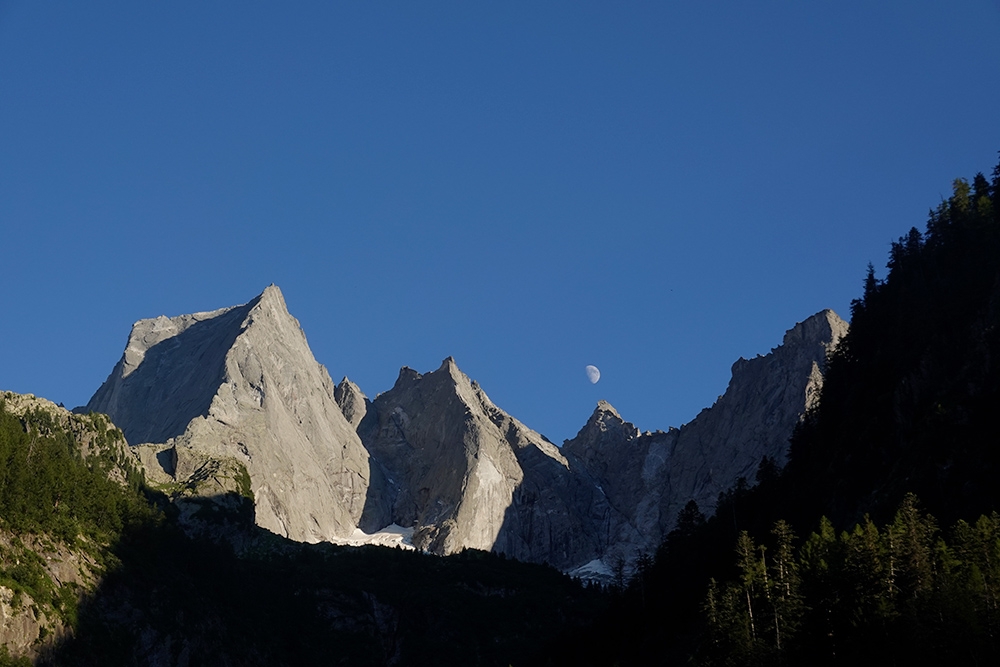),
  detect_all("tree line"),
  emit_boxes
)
[704,494,1000,665]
